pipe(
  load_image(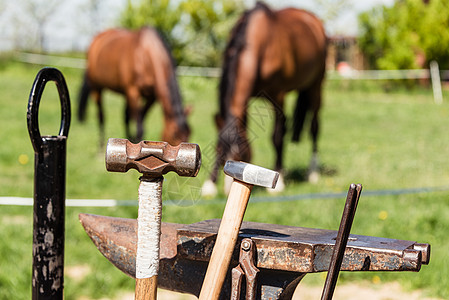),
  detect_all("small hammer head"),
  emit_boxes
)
[224,161,279,189]
[106,138,201,177]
